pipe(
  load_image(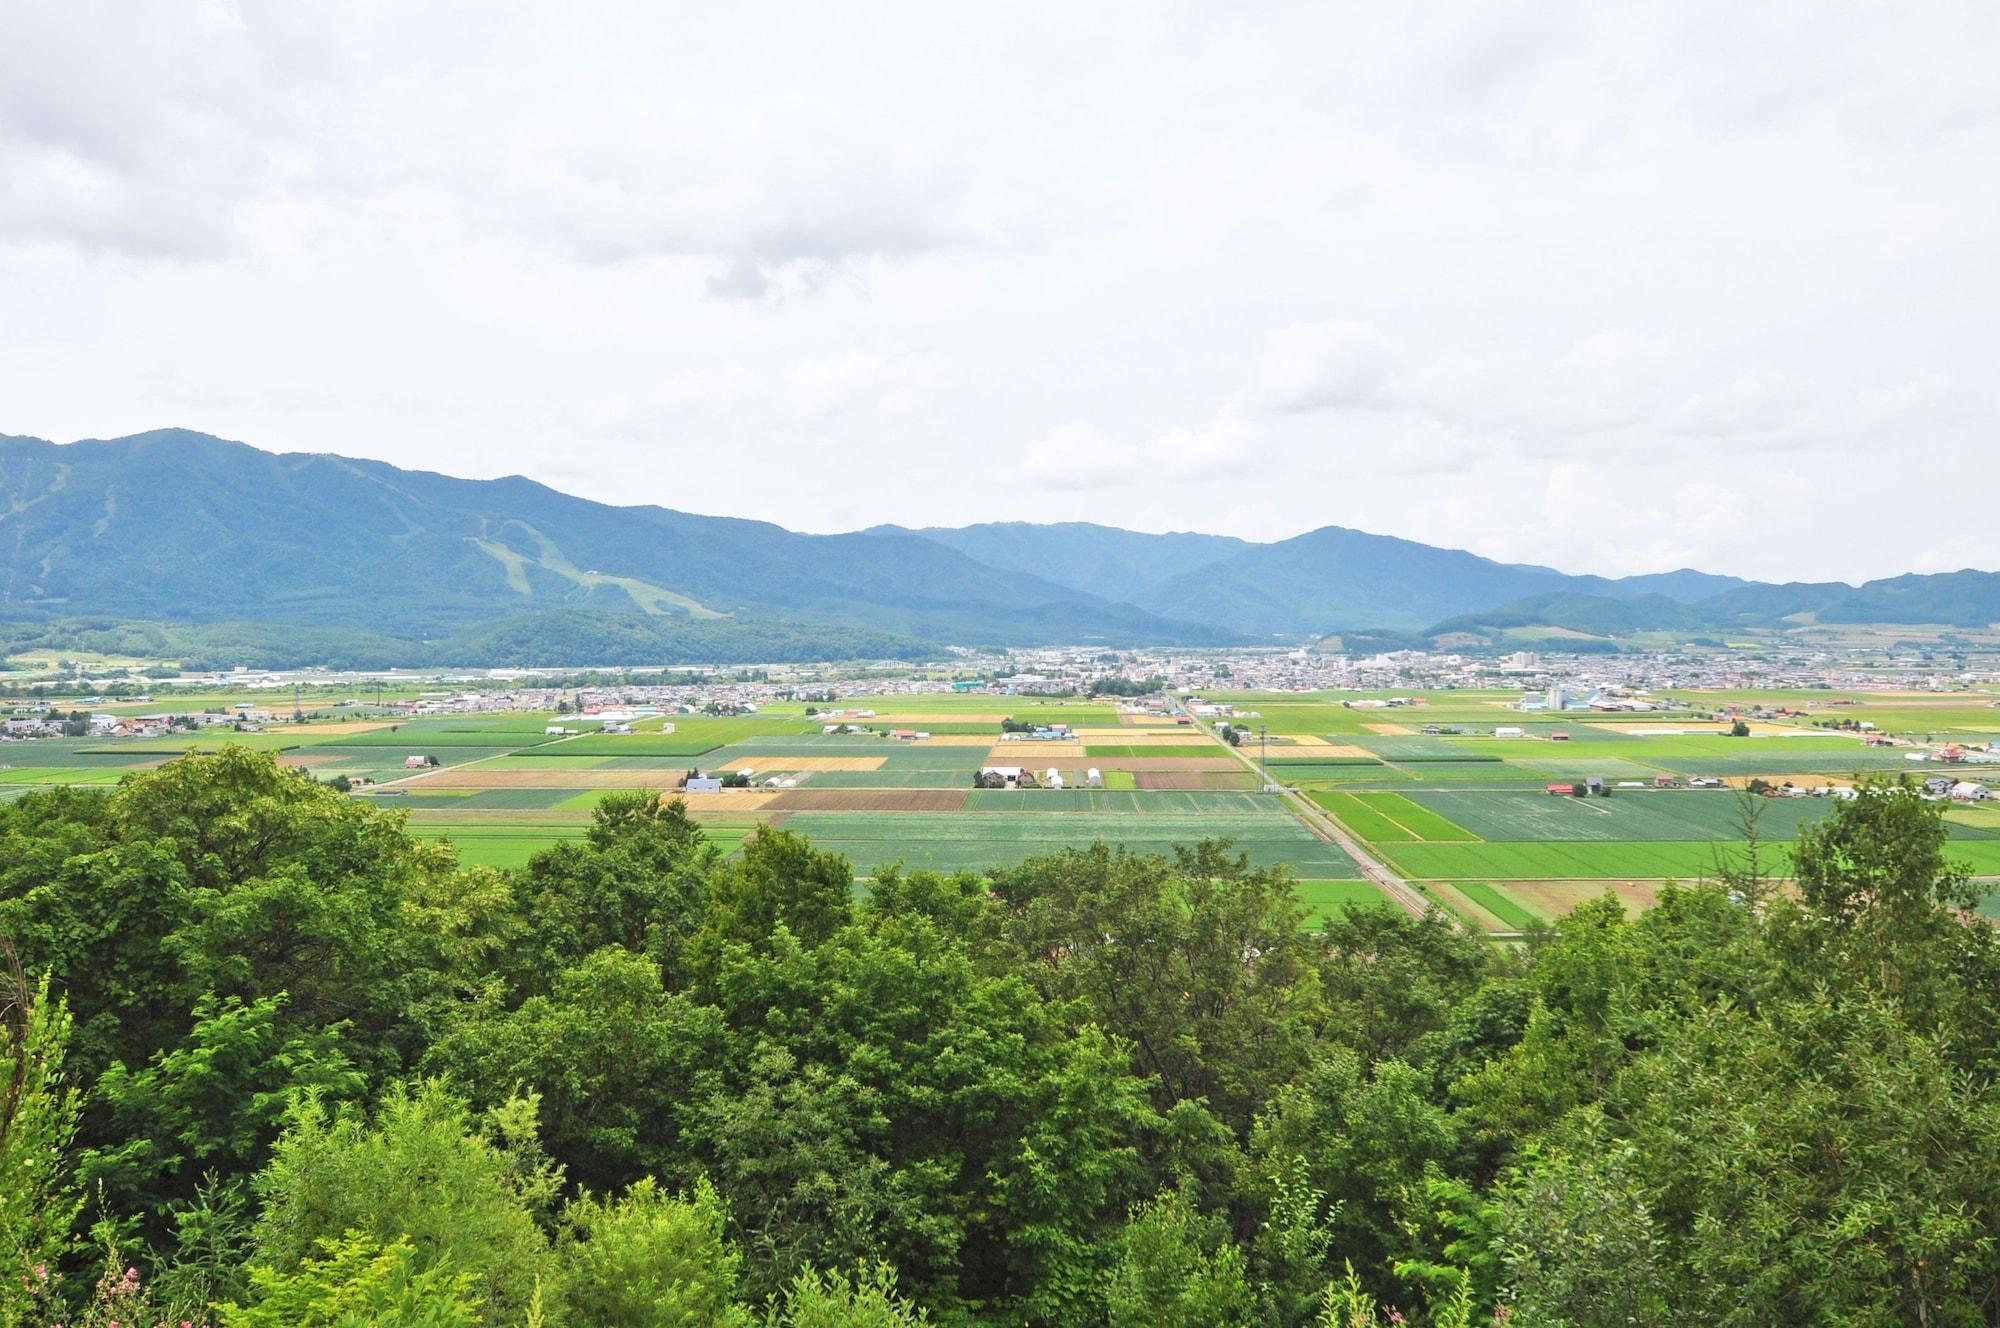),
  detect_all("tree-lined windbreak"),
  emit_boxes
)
[2,746,1998,1325]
